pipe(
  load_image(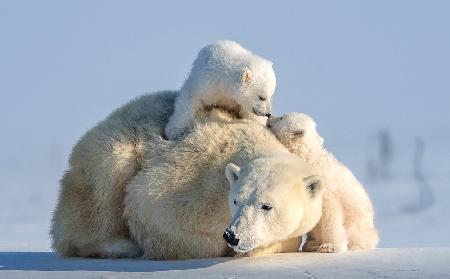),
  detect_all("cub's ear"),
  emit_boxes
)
[319,136,324,146]
[303,175,324,199]
[225,163,241,186]
[241,67,253,83]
